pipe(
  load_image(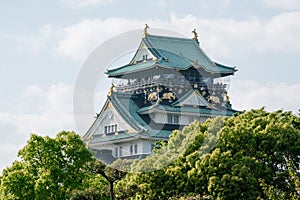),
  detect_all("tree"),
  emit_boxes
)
[70,187,107,200]
[69,169,110,200]
[89,159,127,200]
[0,131,104,199]
[115,109,300,199]
[0,161,35,199]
